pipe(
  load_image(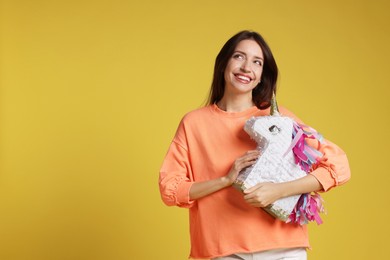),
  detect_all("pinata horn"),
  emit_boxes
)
[270,92,280,116]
